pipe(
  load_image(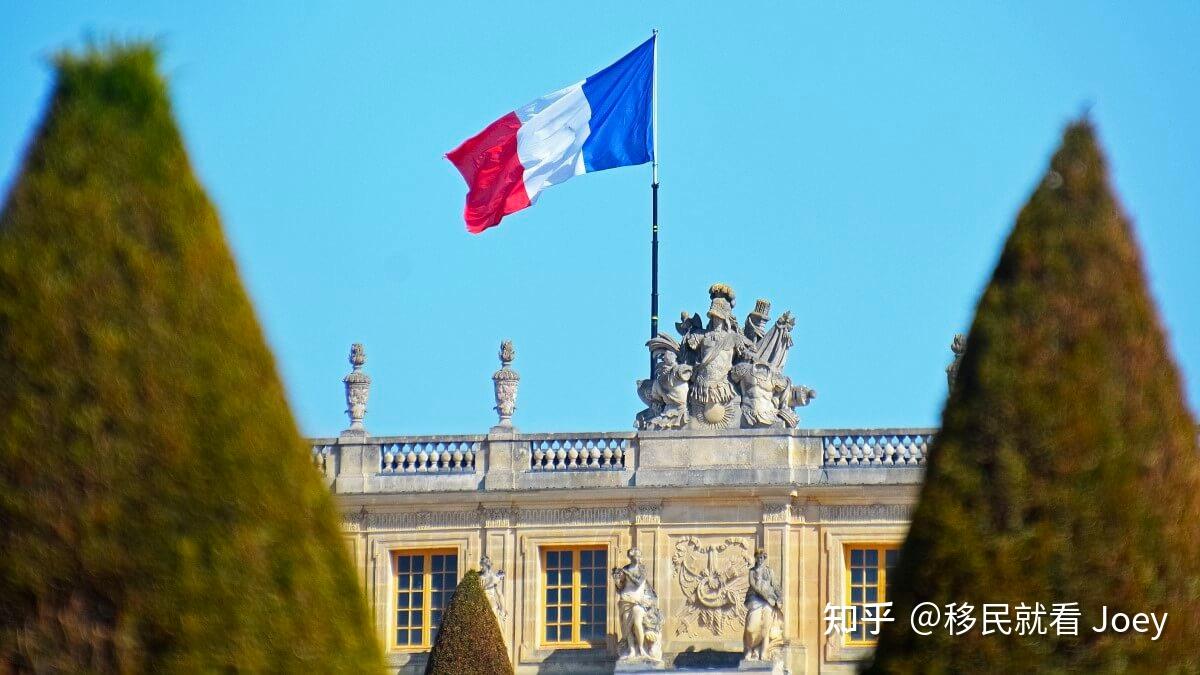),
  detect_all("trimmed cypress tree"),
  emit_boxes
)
[0,46,381,672]
[867,120,1200,673]
[425,571,512,675]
